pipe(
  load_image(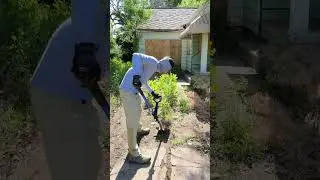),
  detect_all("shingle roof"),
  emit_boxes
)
[137,8,197,32]
[184,1,210,26]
